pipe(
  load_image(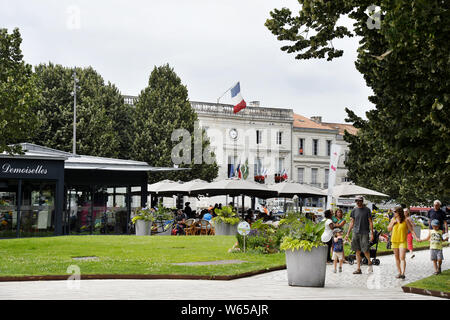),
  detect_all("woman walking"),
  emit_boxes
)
[387,206,420,279]
[404,208,416,258]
